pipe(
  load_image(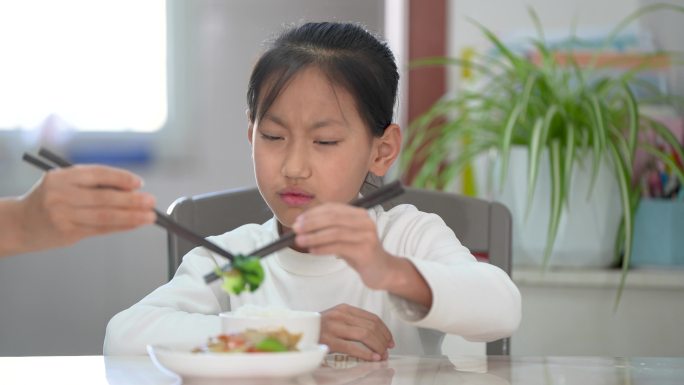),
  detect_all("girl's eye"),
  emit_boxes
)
[260,133,283,141]
[315,140,339,146]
